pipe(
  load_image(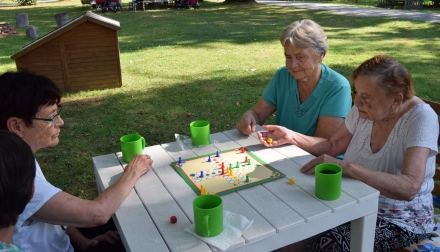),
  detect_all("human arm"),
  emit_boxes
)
[314,116,345,139]
[66,226,120,250]
[258,122,352,157]
[301,147,430,201]
[31,154,152,227]
[236,97,276,135]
